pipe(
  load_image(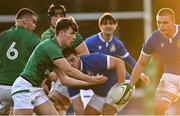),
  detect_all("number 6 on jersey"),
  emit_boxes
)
[6,42,18,60]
